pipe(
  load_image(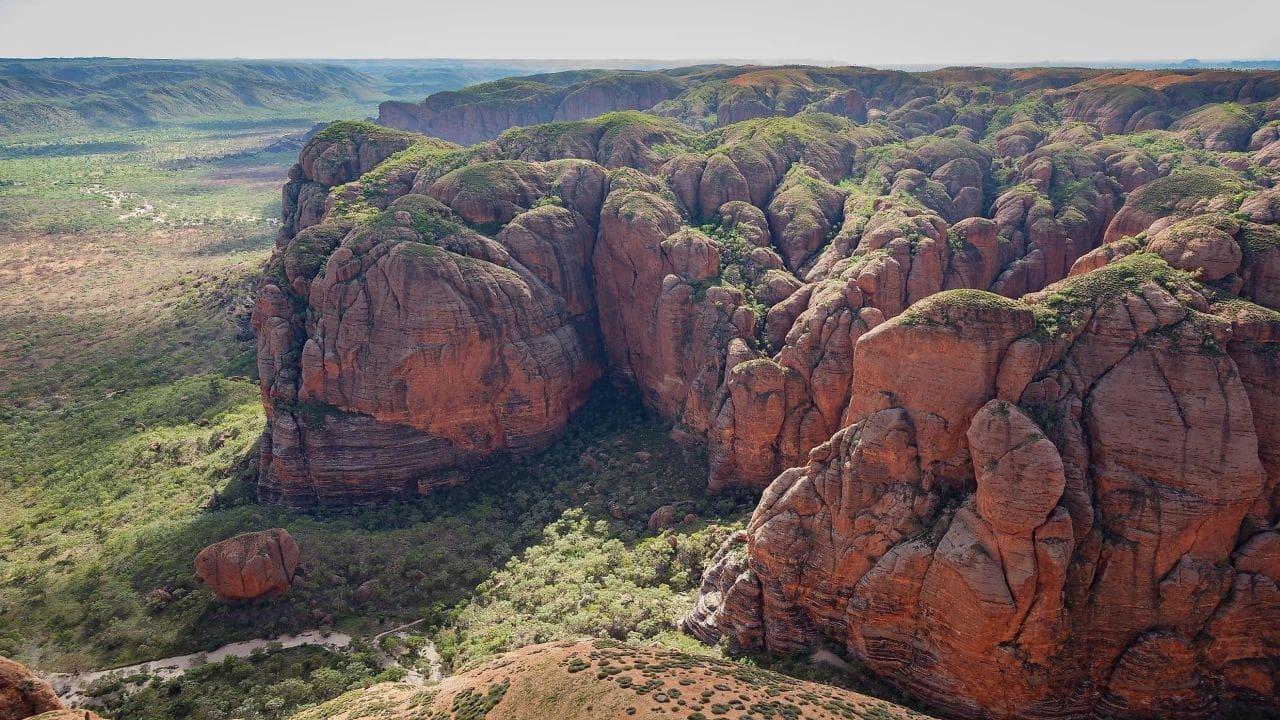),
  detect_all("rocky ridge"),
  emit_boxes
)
[260,67,1280,508]
[378,65,1280,148]
[687,256,1280,718]
[255,66,1280,718]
